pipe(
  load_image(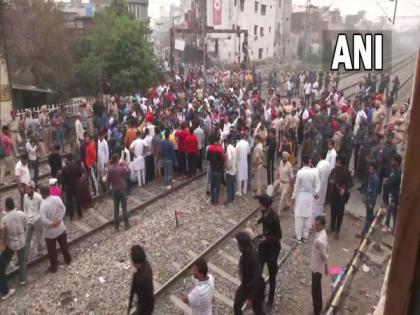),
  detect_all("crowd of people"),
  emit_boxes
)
[0,63,409,314]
